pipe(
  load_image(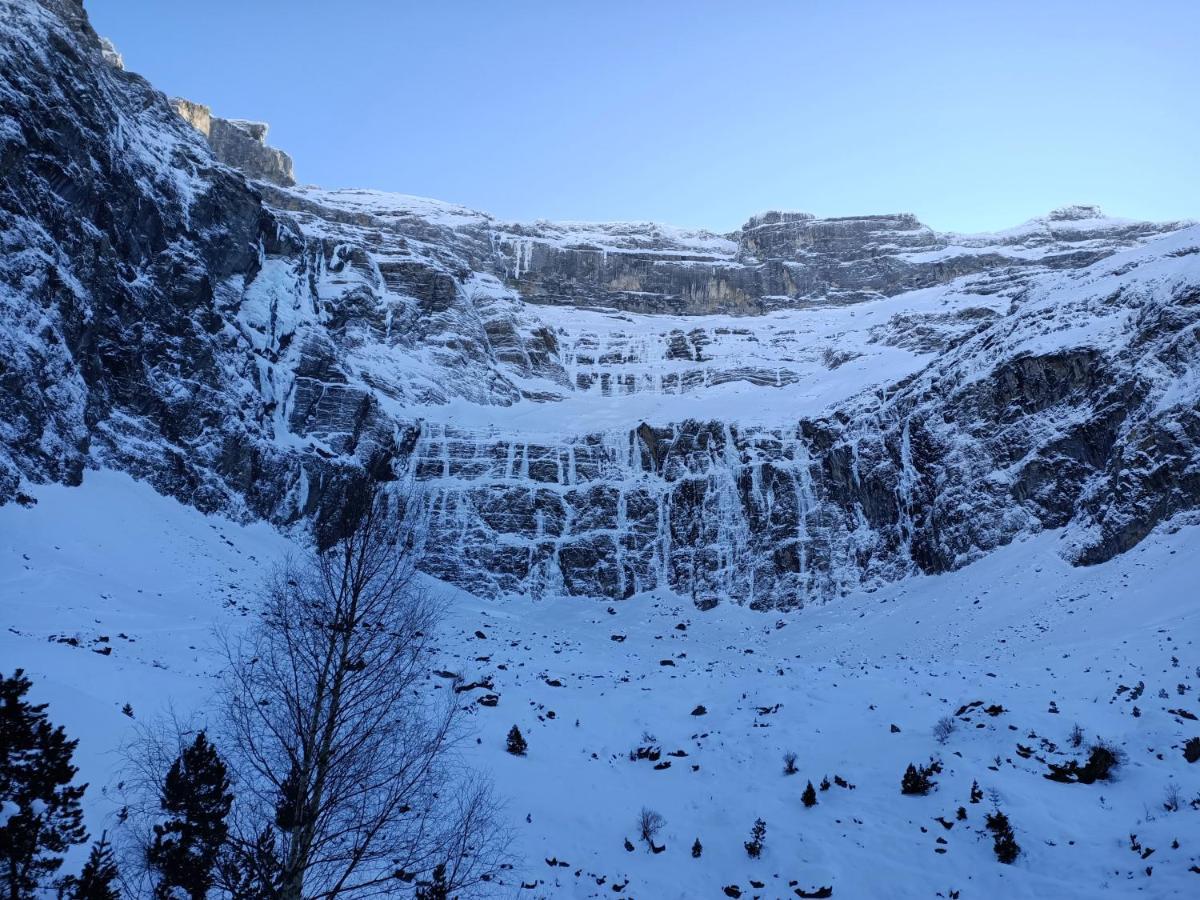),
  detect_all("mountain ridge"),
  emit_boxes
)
[3,0,1198,609]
